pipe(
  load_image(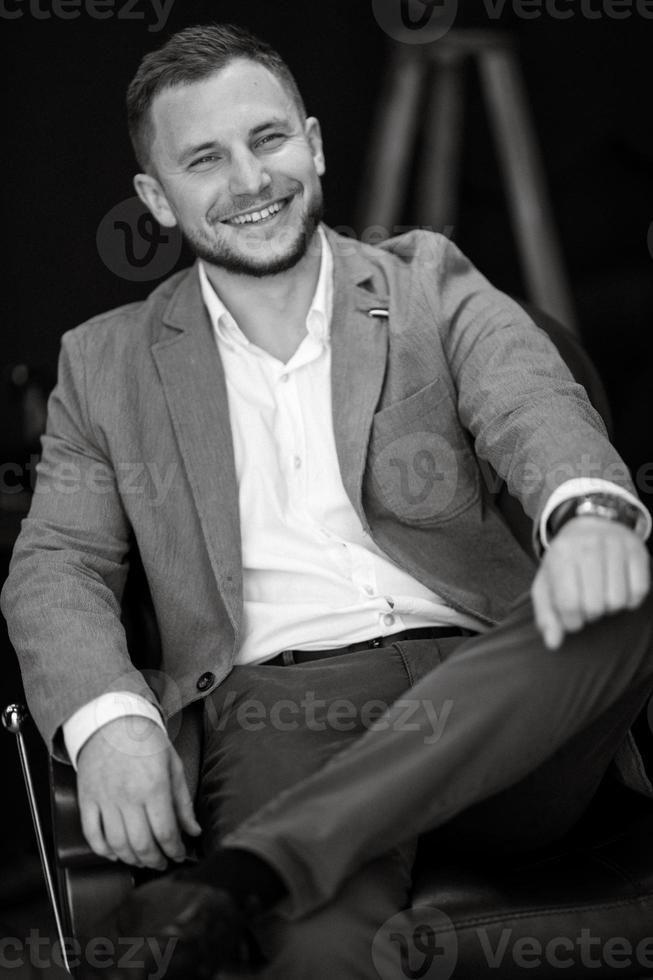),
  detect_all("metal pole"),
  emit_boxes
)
[3,703,72,975]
